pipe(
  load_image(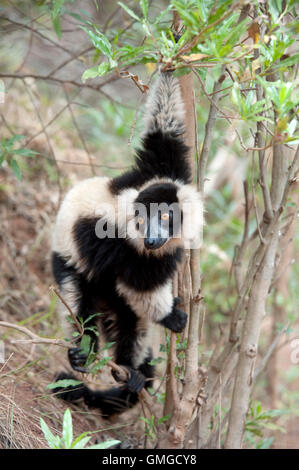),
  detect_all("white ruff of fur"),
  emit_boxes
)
[116,279,174,368]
